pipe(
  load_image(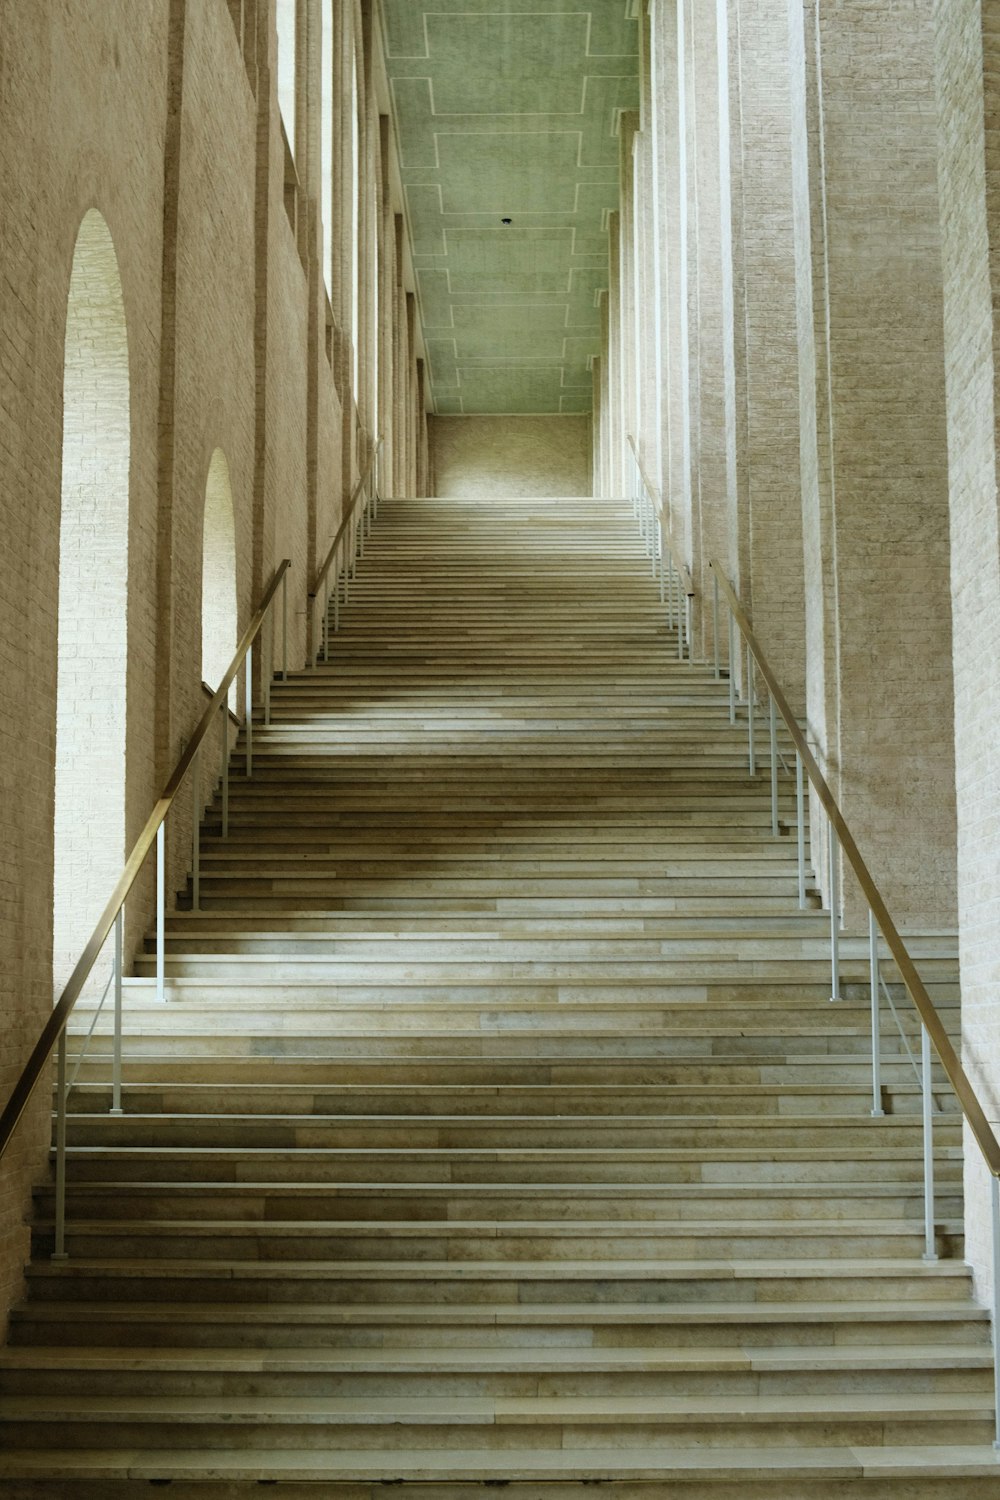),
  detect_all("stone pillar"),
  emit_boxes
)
[606,212,624,495]
[618,113,640,482]
[650,0,692,559]
[721,0,805,703]
[683,0,738,658]
[933,0,1000,1300]
[790,0,956,929]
